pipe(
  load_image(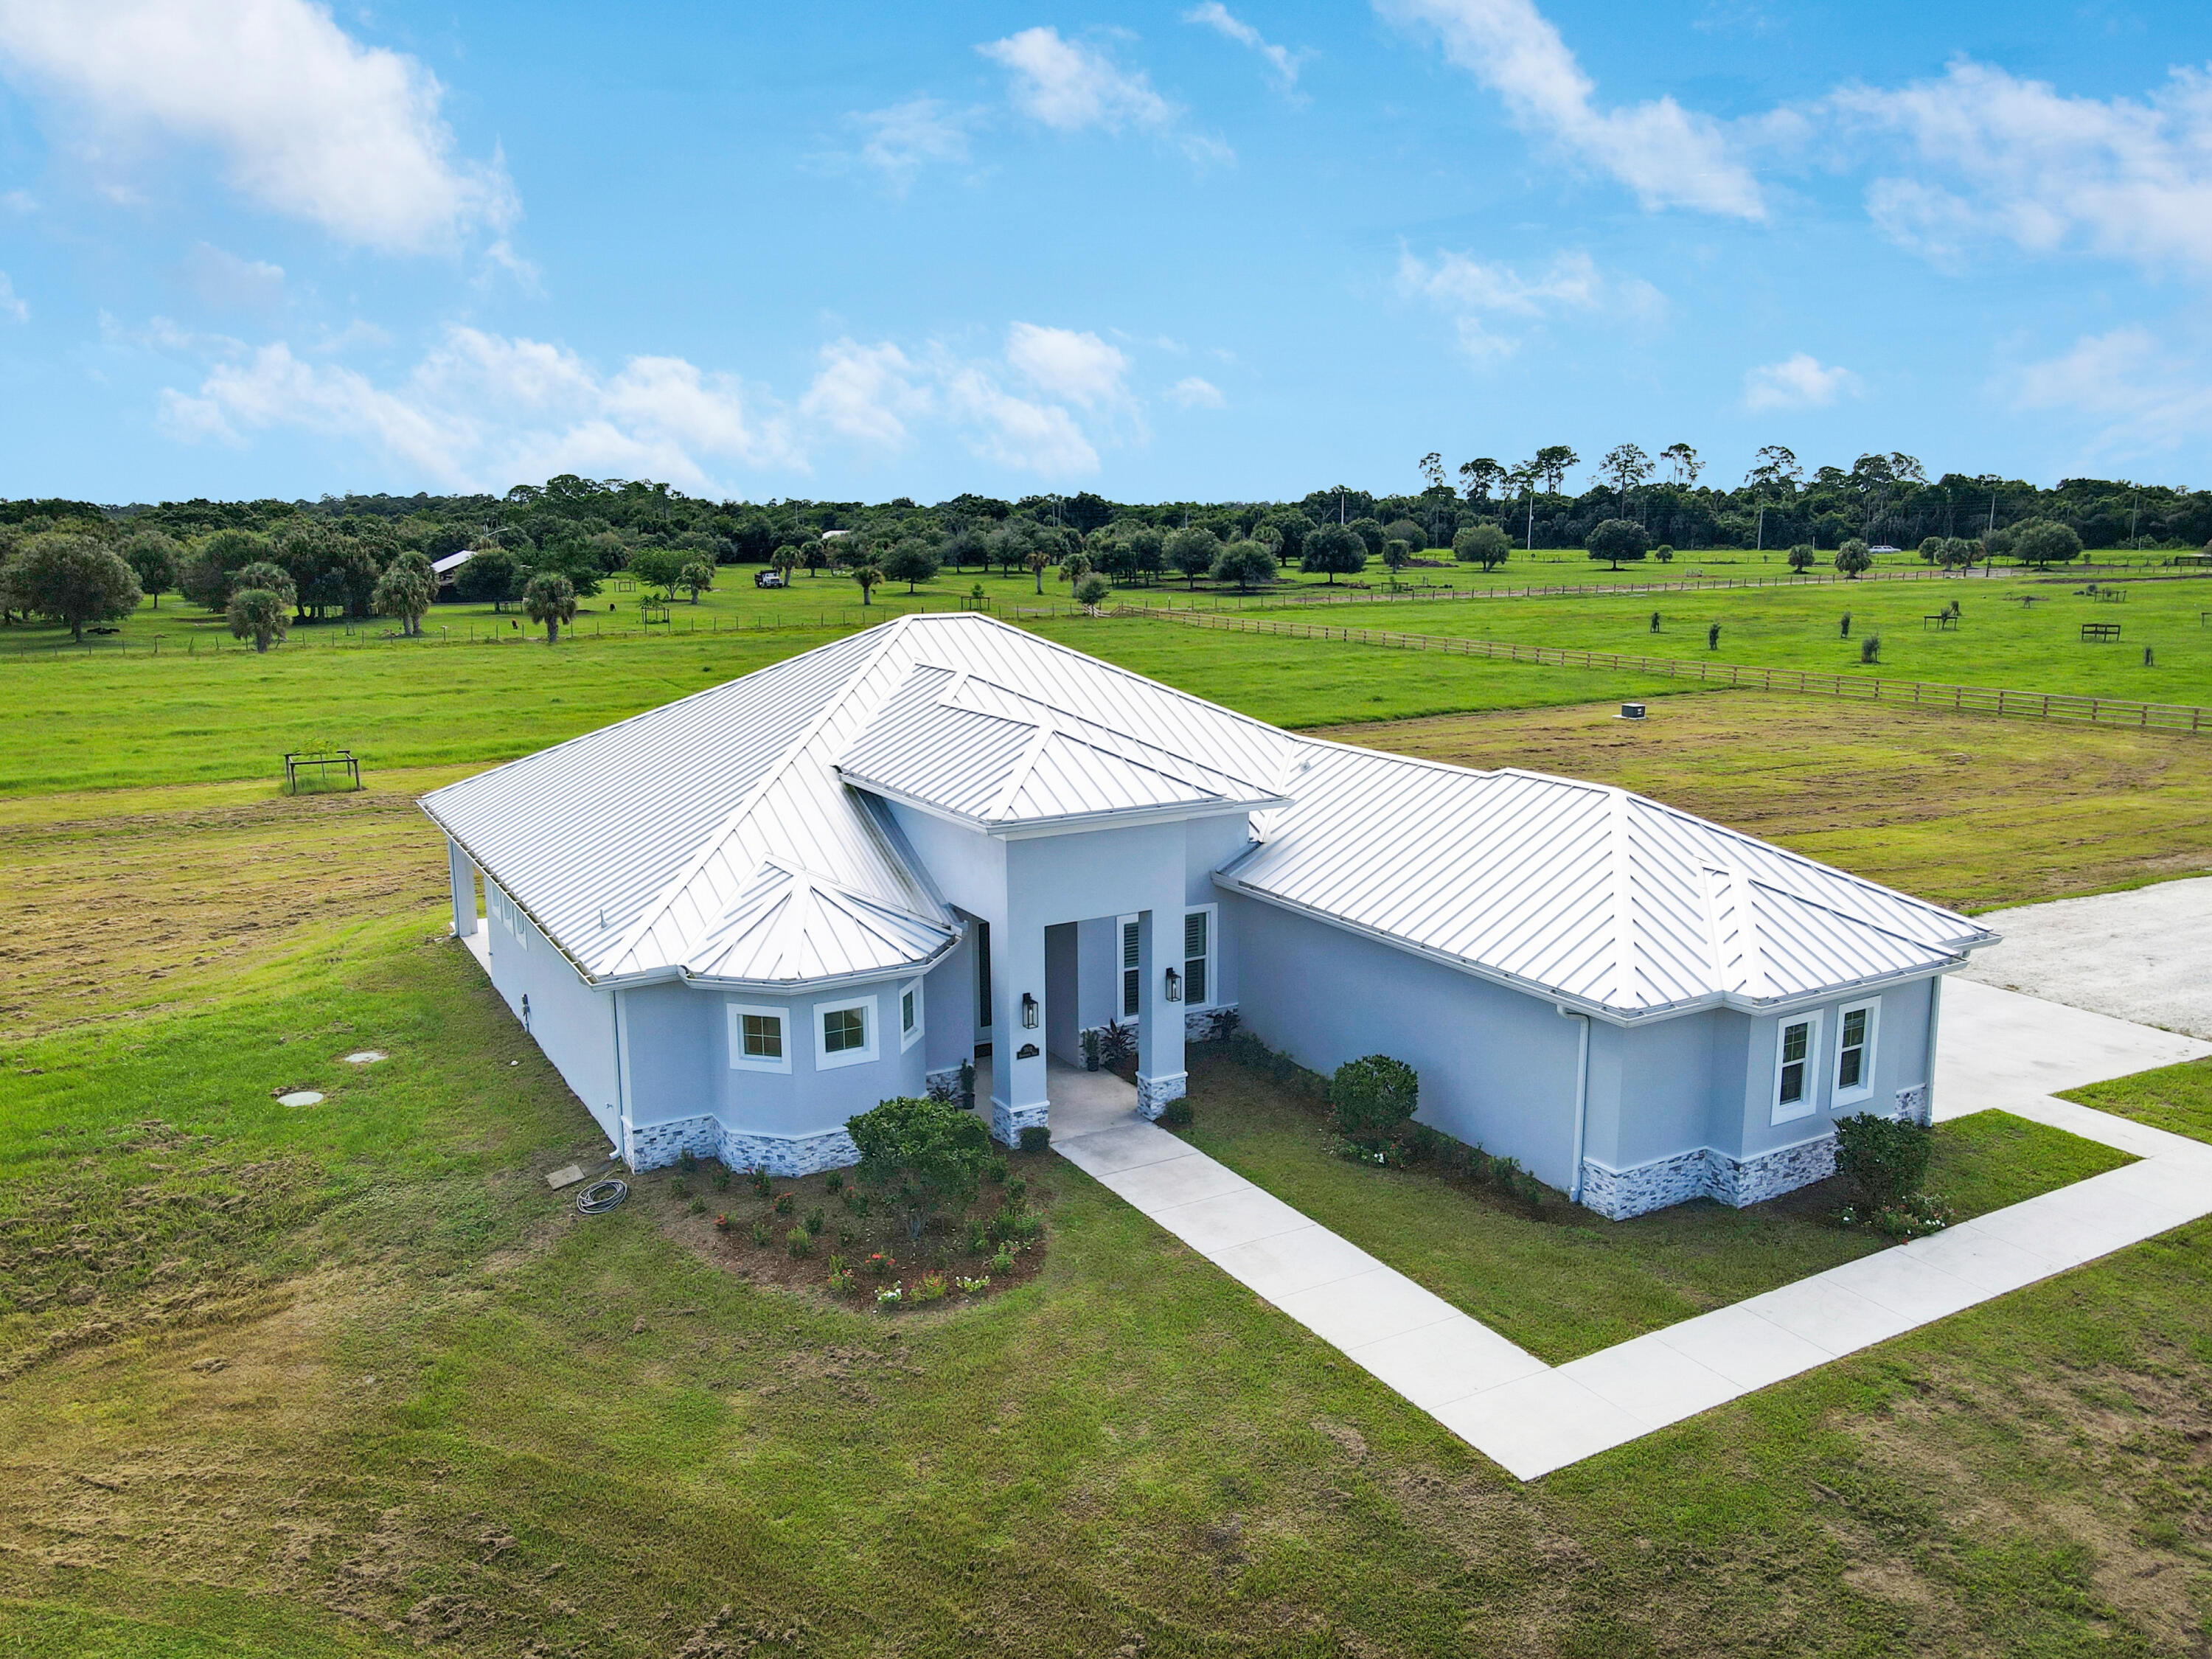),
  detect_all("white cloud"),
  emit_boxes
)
[942,365,1101,476]
[0,271,24,321]
[2008,326,2212,453]
[1168,375,1225,408]
[1397,247,1663,358]
[799,338,933,448]
[1375,0,1763,218]
[978,26,1230,164]
[849,97,974,188]
[1,187,34,212]
[1183,4,1307,89]
[1005,322,1130,409]
[1830,60,2212,279]
[1742,352,1861,411]
[174,242,285,314]
[0,0,516,253]
[159,327,793,490]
